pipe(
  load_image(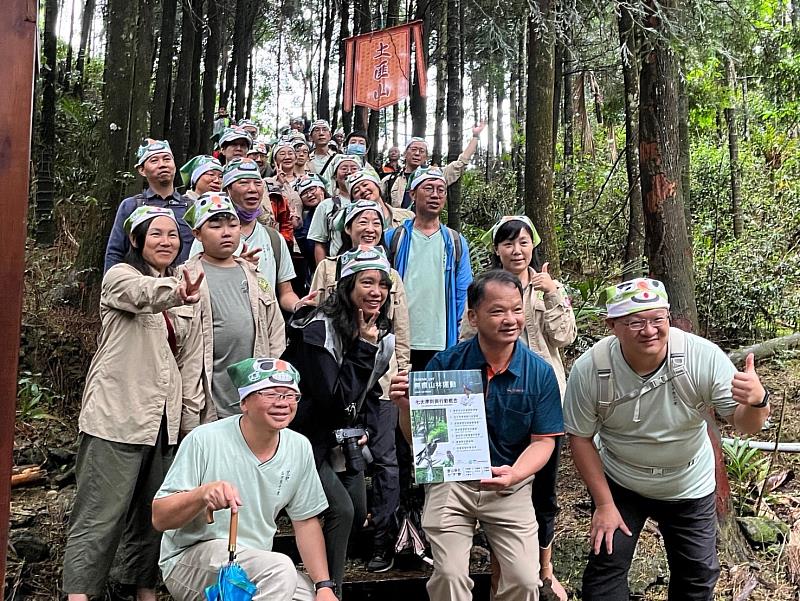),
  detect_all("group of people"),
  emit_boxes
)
[60,114,771,601]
